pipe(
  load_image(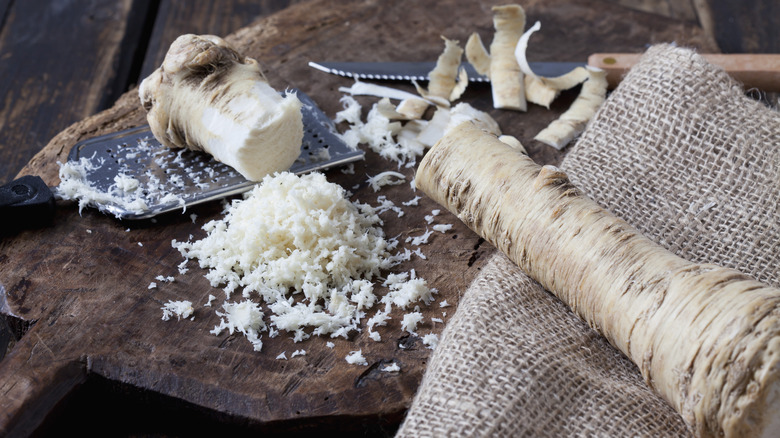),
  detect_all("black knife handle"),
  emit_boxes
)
[0,175,55,231]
